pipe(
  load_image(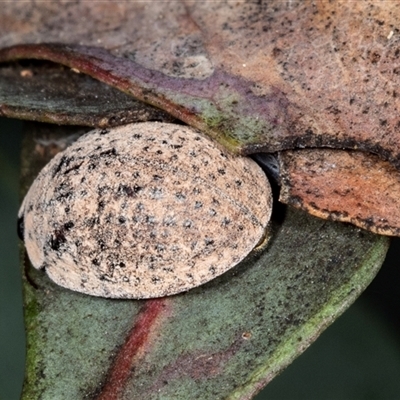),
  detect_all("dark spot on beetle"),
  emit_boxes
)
[98,185,111,196]
[65,206,70,213]
[133,185,143,194]
[150,188,162,198]
[205,238,214,246]
[85,217,99,228]
[50,230,66,251]
[97,239,106,251]
[163,216,176,226]
[155,244,165,252]
[56,191,73,202]
[119,262,126,268]
[145,215,155,225]
[175,192,186,200]
[100,129,110,135]
[98,200,105,211]
[153,175,163,181]
[17,216,24,240]
[118,184,142,197]
[63,221,74,230]
[221,217,231,226]
[183,220,193,228]
[171,144,183,149]
[88,163,96,171]
[151,276,161,284]
[209,266,216,274]
[194,201,203,209]
[52,155,73,177]
[143,146,149,152]
[63,161,84,175]
[100,148,117,157]
[118,216,126,224]
[218,168,226,175]
[380,119,387,126]
[92,258,100,266]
